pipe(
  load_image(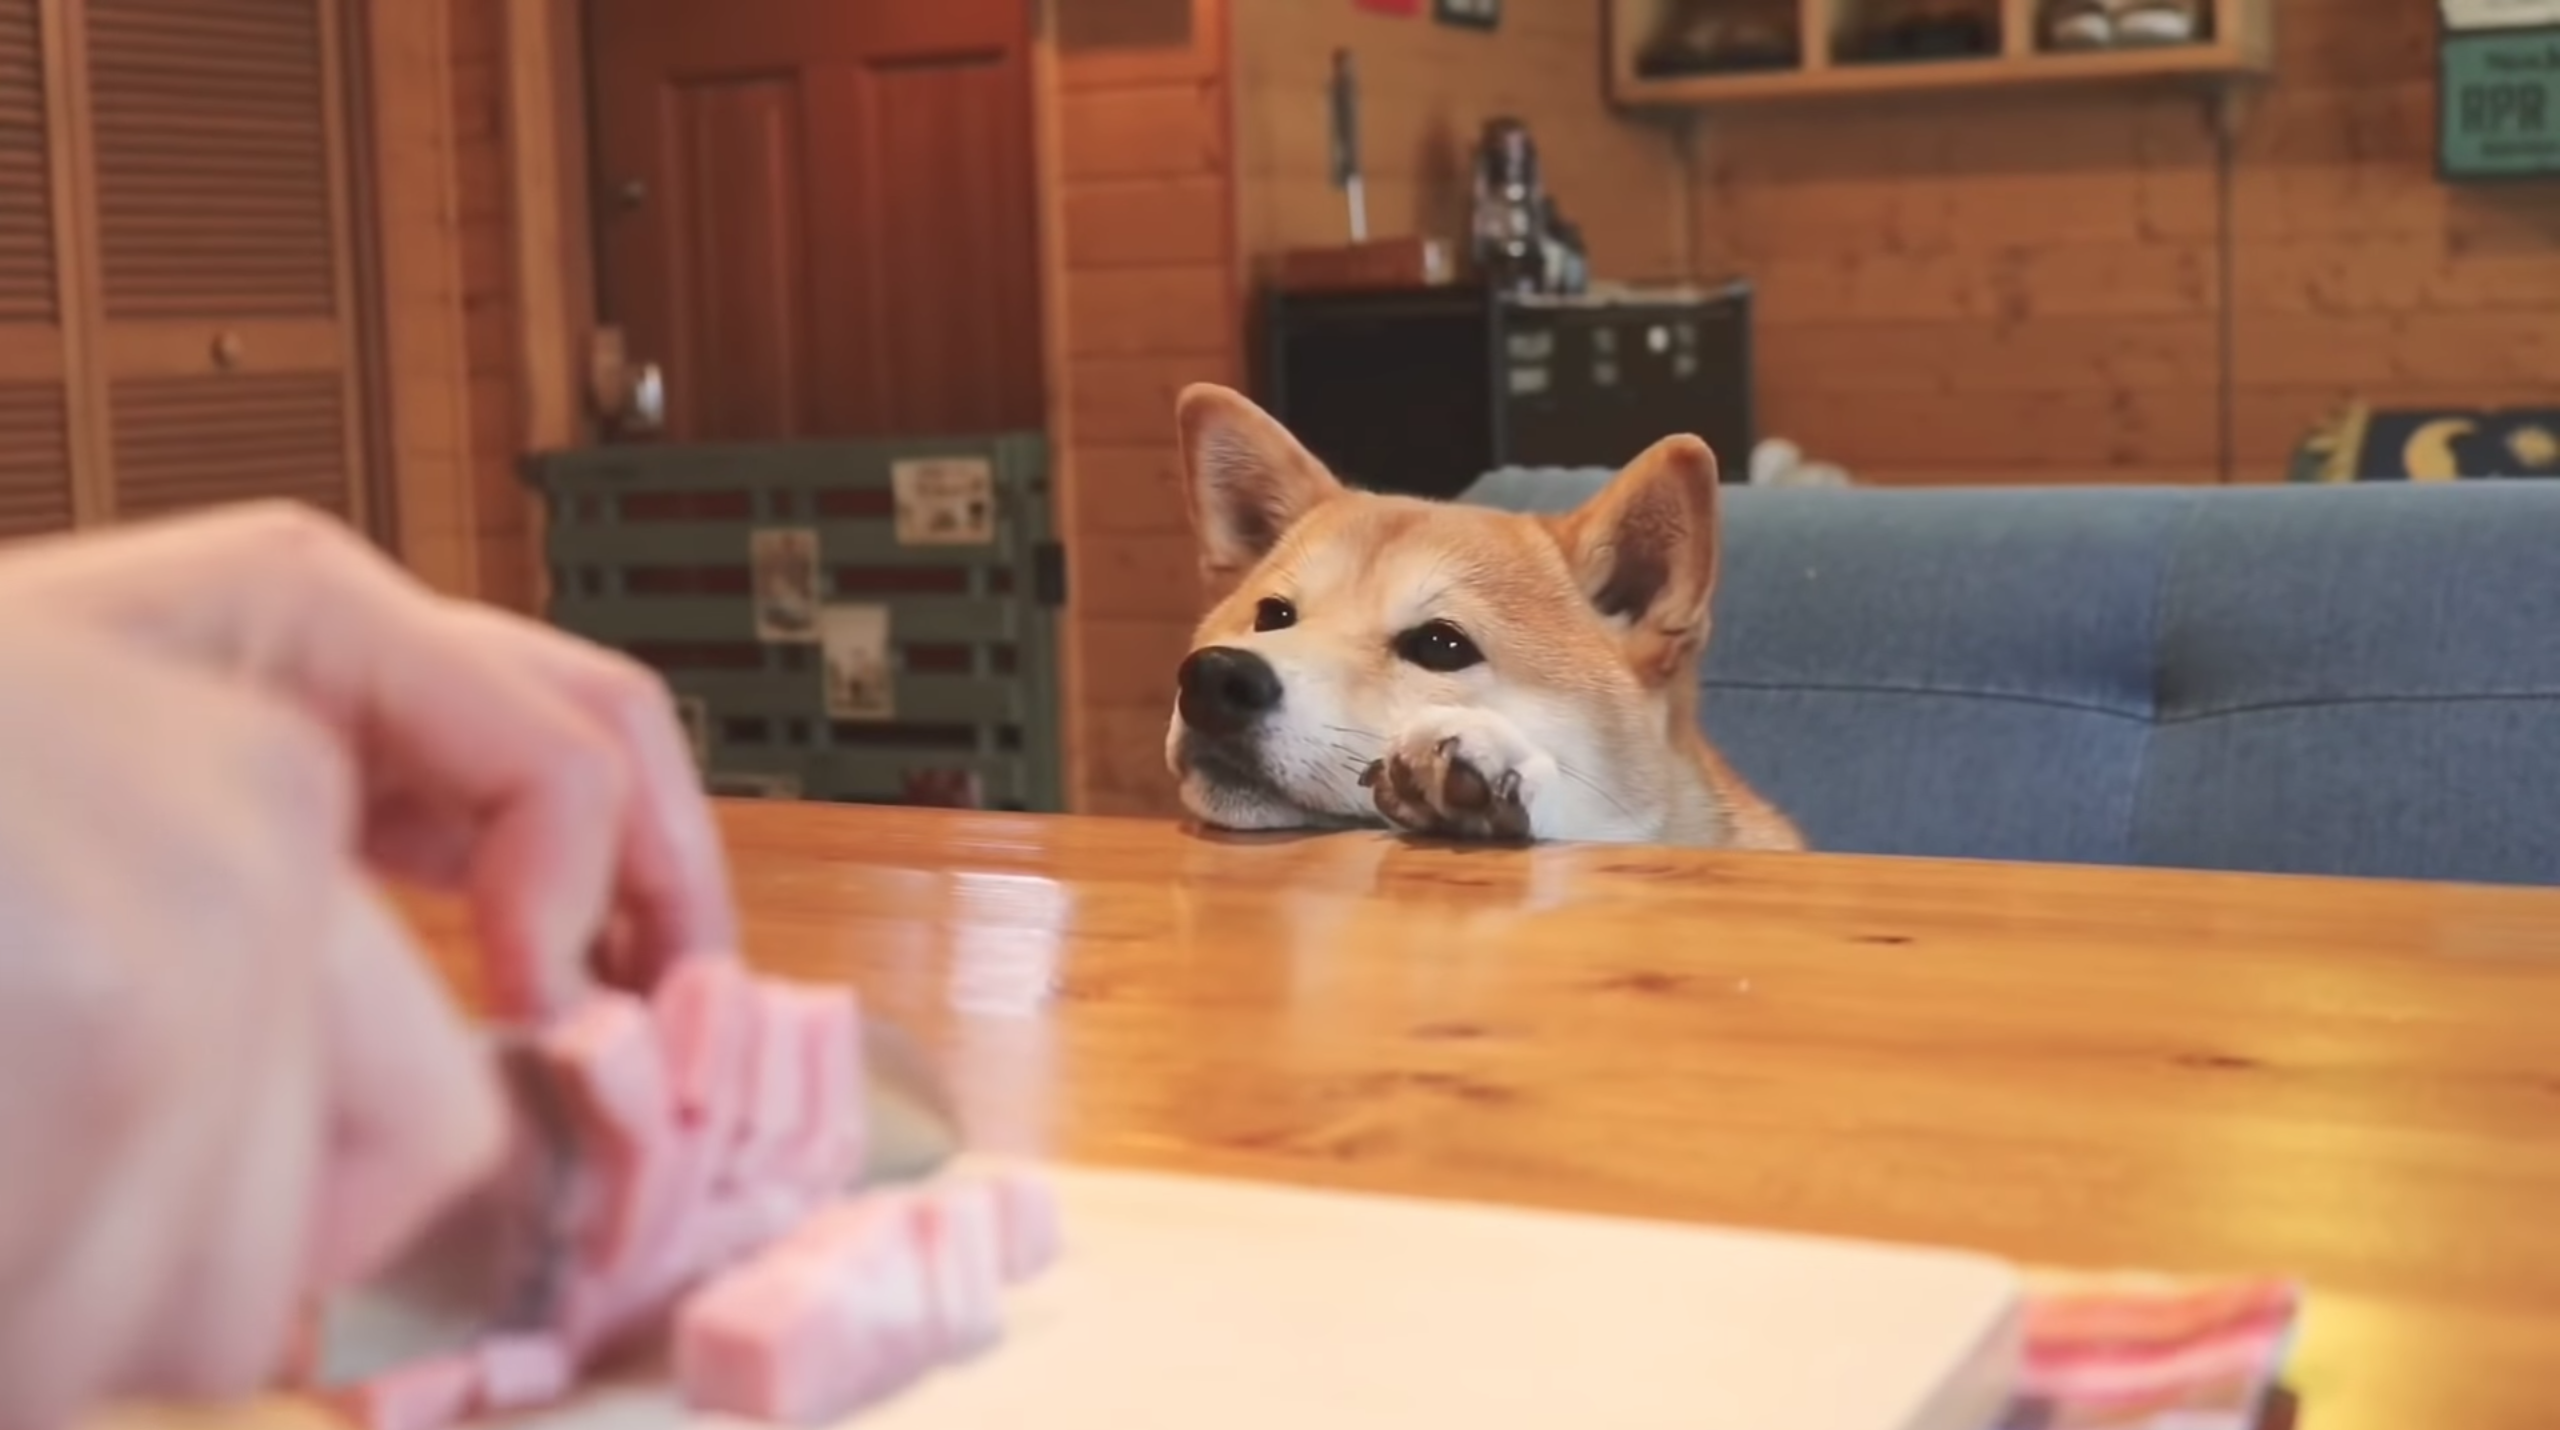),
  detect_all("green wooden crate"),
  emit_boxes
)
[523,436,1064,812]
